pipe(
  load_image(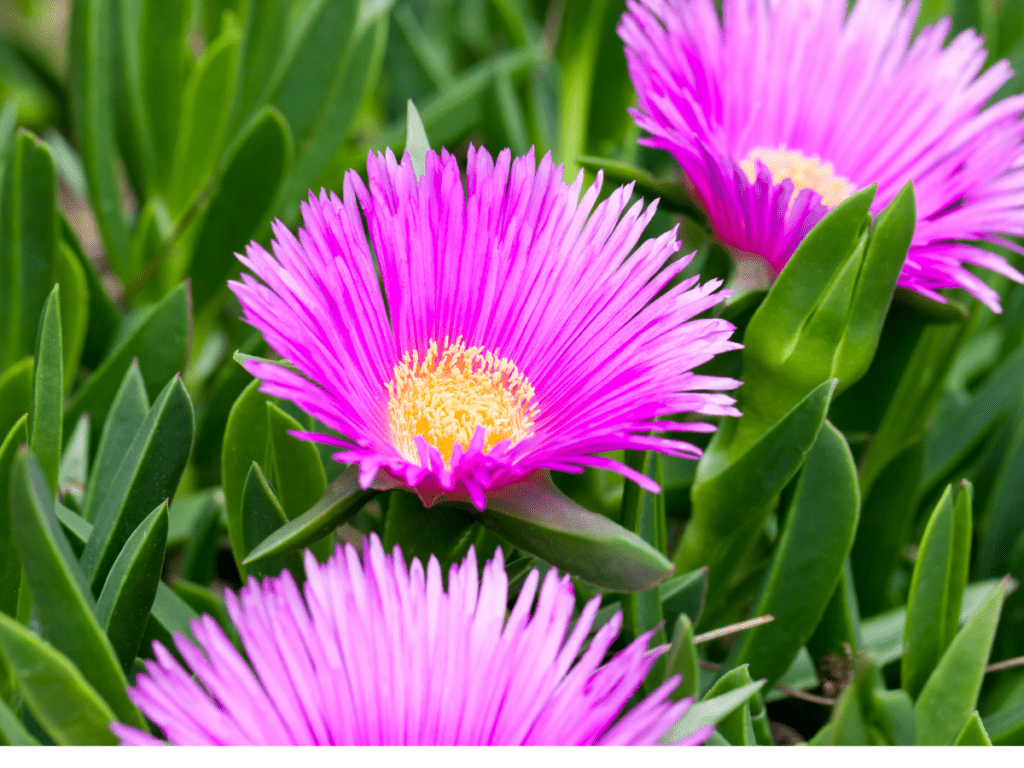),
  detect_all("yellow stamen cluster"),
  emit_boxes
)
[386,337,539,467]
[739,147,856,209]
